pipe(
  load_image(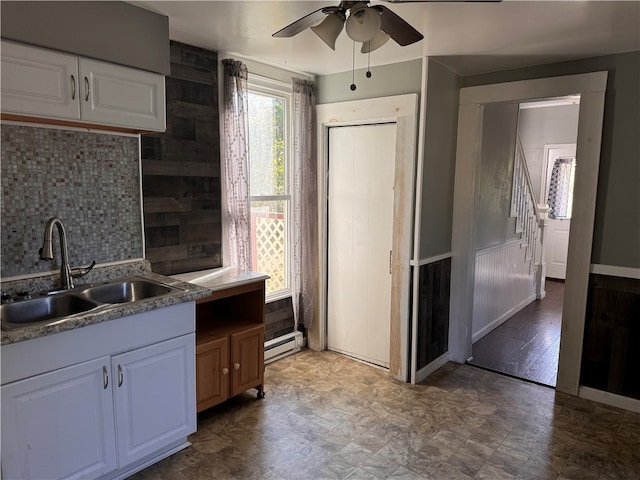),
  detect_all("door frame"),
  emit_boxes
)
[450,72,607,395]
[309,94,419,381]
